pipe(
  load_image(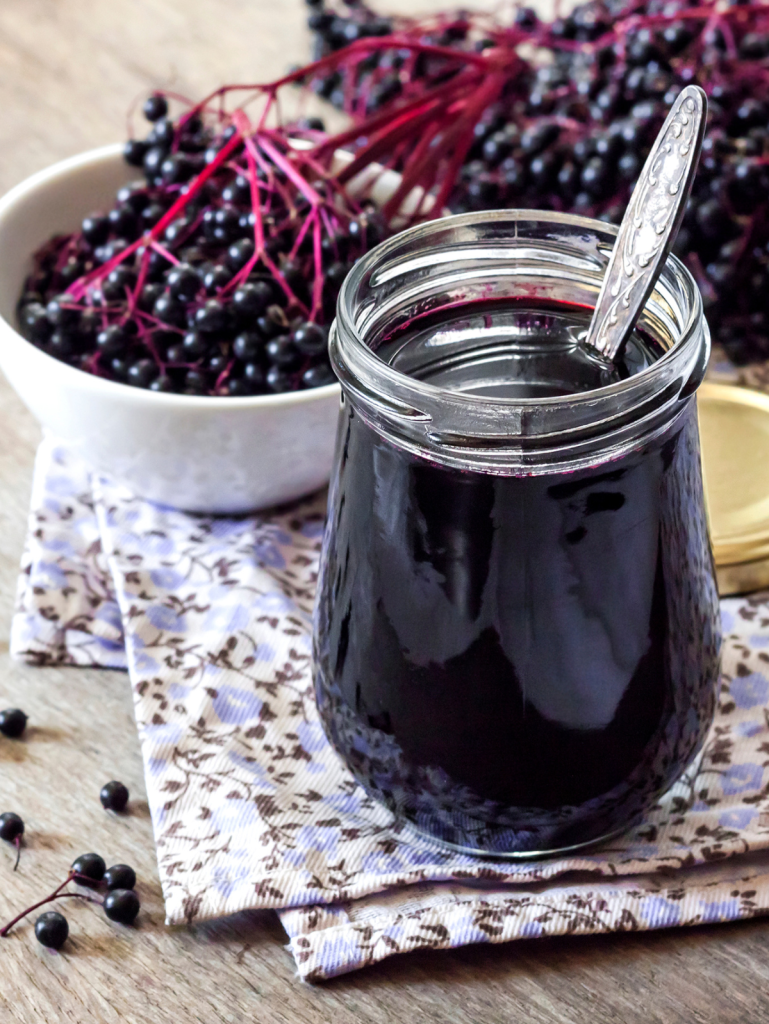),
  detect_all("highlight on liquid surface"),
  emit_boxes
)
[374,298,665,399]
[314,298,721,855]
